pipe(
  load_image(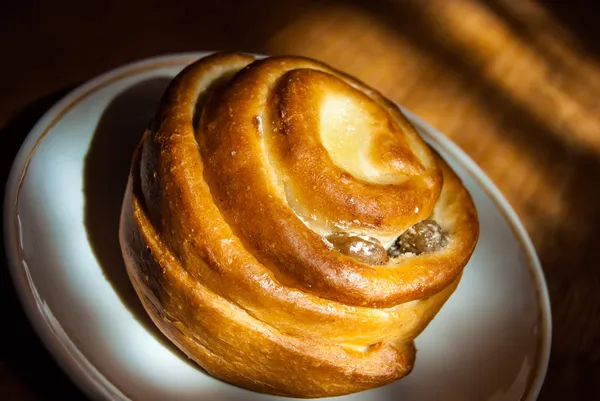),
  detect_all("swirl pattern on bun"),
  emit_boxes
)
[119,52,479,398]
